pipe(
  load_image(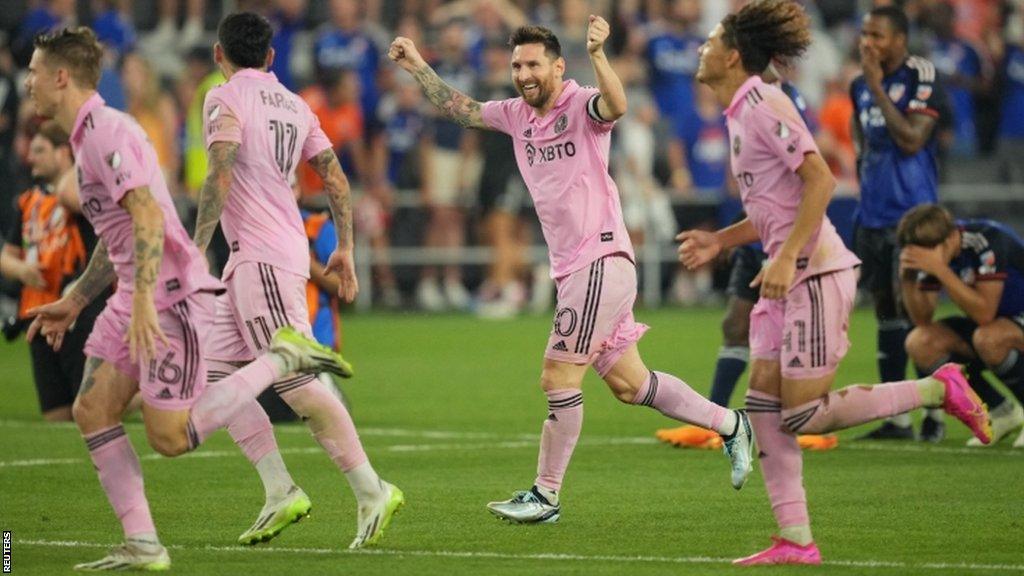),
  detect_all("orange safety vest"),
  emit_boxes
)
[15,188,87,318]
[303,211,343,351]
